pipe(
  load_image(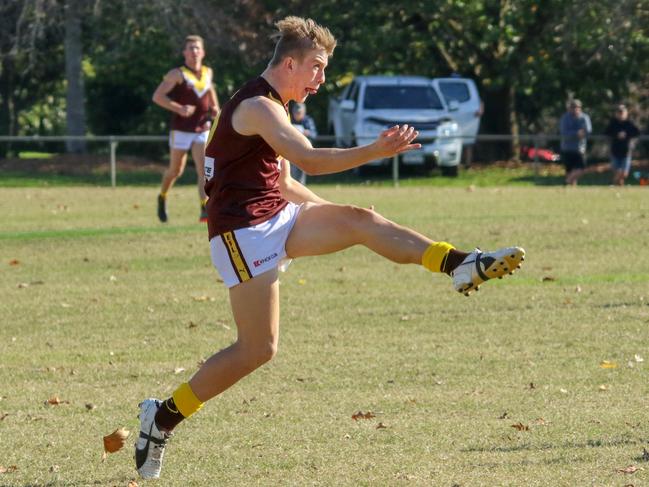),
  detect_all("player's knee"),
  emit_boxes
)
[245,339,278,368]
[345,205,382,232]
[169,166,184,179]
